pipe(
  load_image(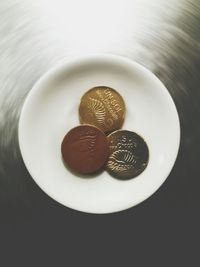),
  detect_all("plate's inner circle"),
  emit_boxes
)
[18,55,180,213]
